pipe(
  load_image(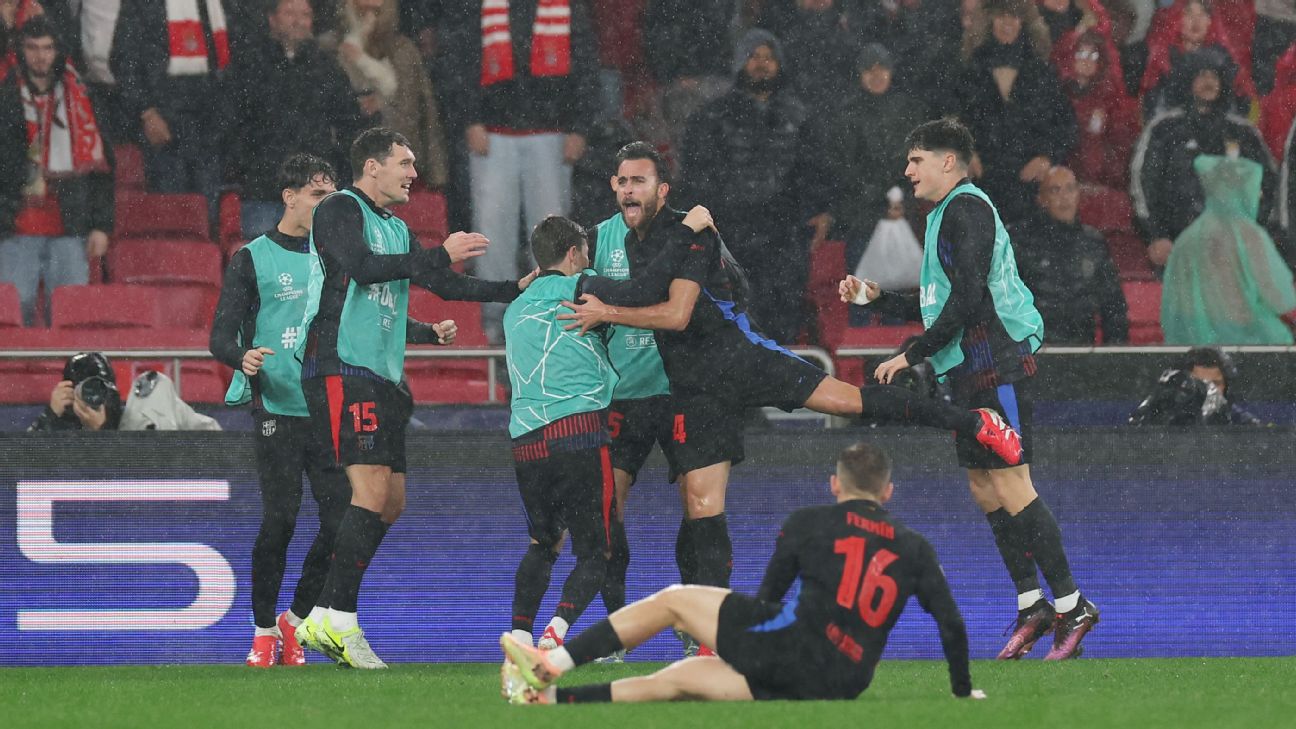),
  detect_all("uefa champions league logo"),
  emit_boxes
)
[278,273,293,288]
[611,250,625,266]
